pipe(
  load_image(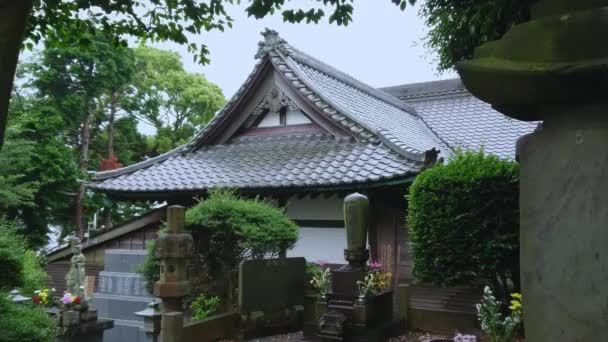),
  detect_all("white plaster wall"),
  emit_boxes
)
[288,227,346,263]
[285,194,344,221]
